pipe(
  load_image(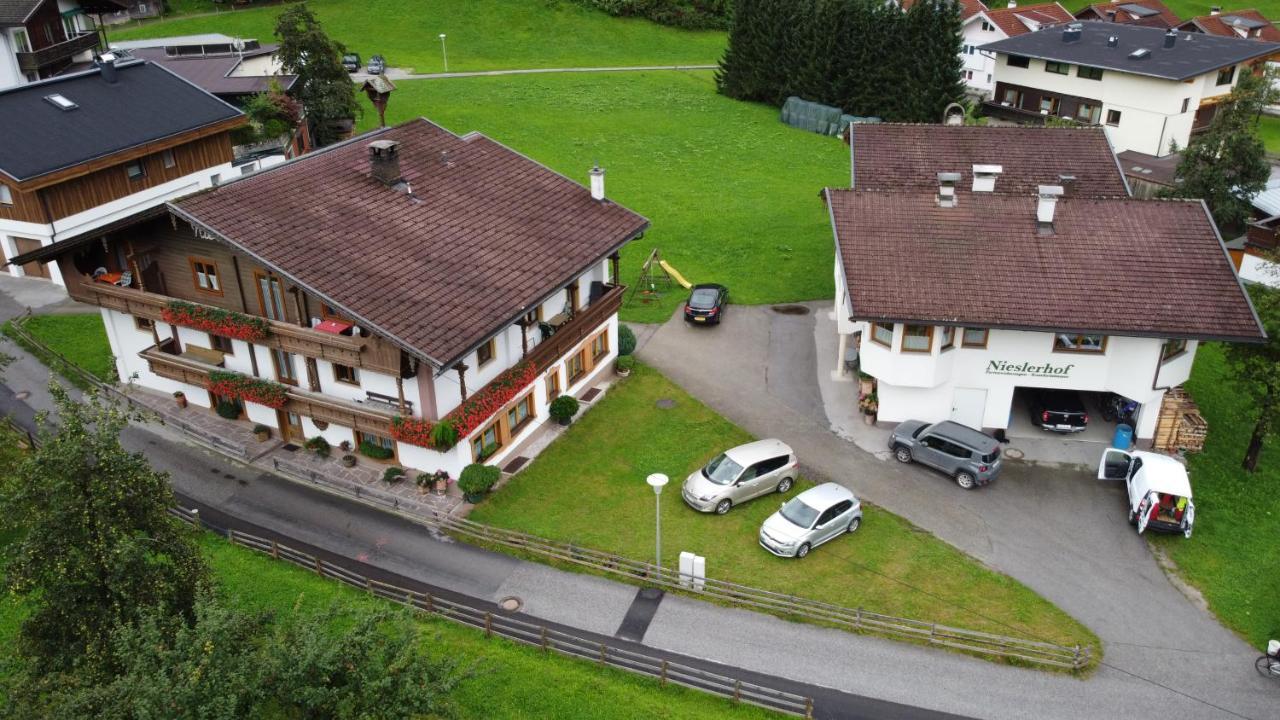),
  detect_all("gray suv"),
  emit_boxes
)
[888,420,1002,489]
